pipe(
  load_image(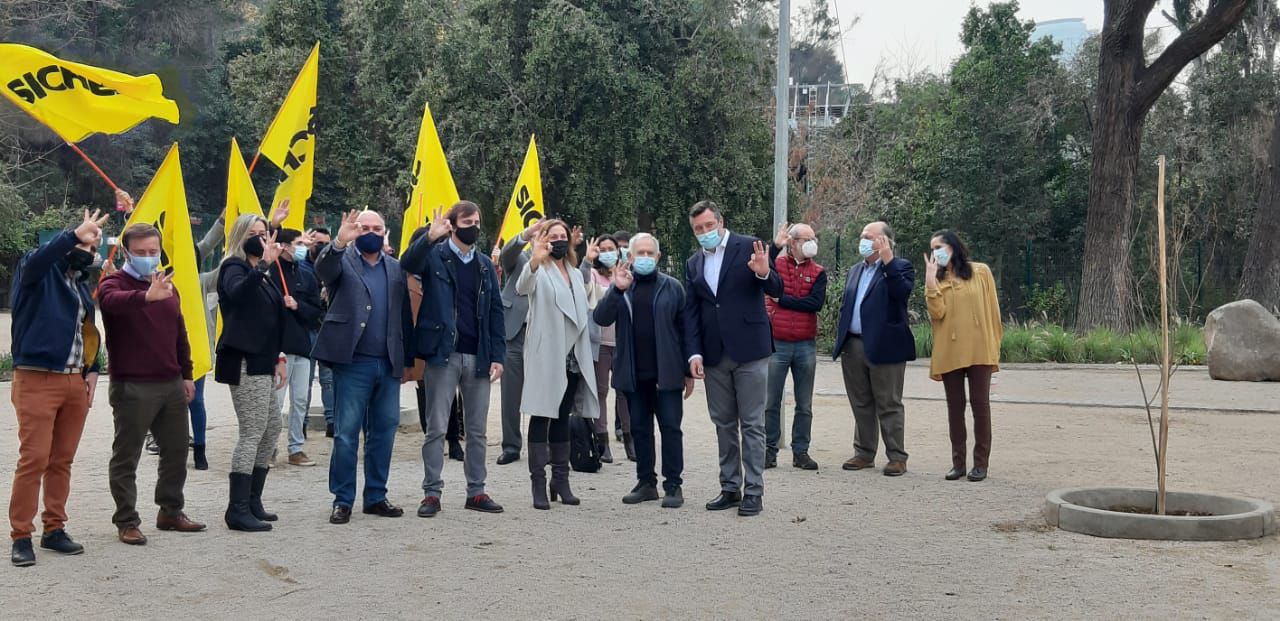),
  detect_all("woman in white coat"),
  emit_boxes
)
[517,219,599,510]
